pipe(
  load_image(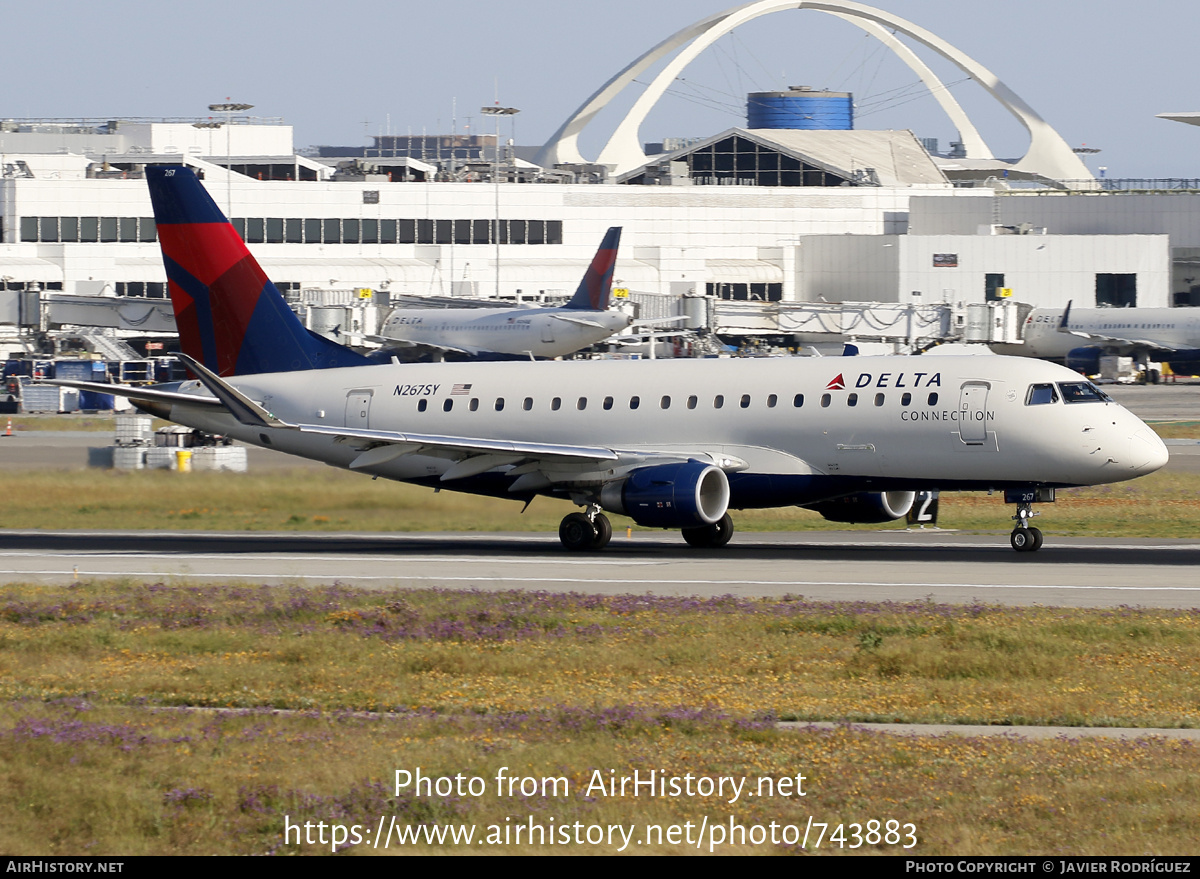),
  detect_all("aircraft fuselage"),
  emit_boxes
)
[159,354,1167,509]
[378,307,633,359]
